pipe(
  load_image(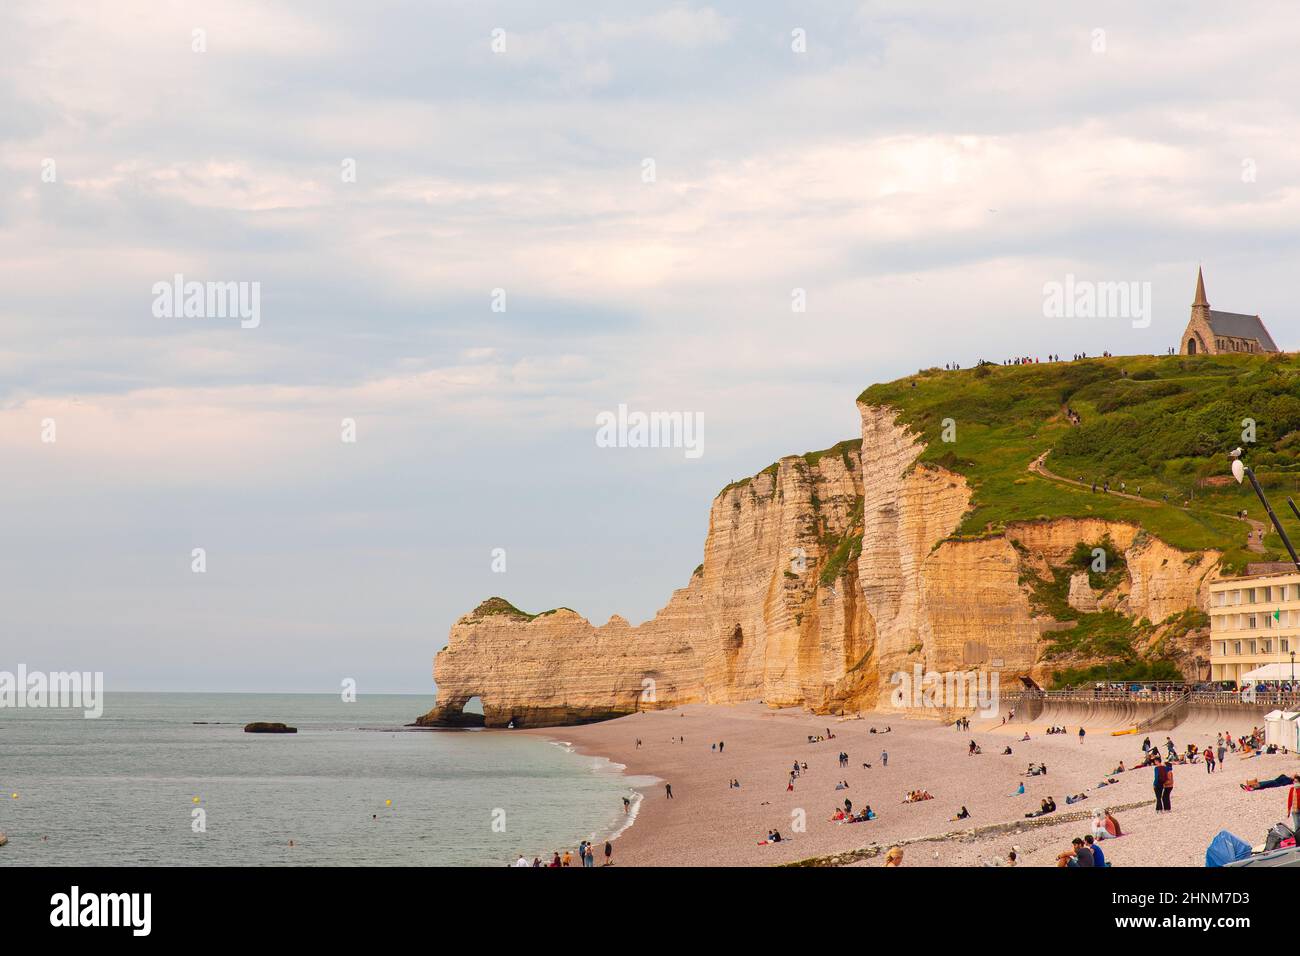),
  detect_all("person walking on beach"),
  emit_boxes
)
[881,750,888,767]
[1288,775,1300,836]
[665,783,673,799]
[1078,727,1086,744]
[1205,747,1216,773]
[604,840,613,866]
